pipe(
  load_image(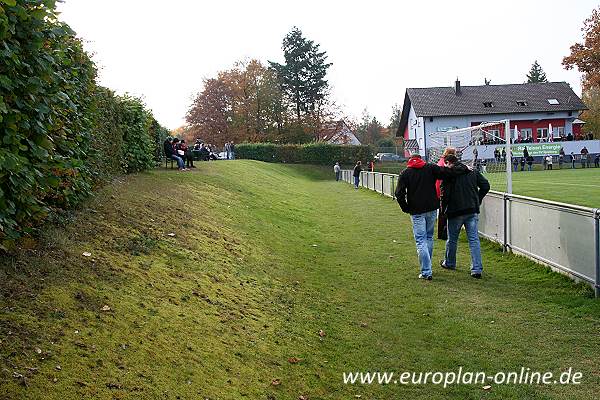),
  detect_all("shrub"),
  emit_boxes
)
[236,143,374,166]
